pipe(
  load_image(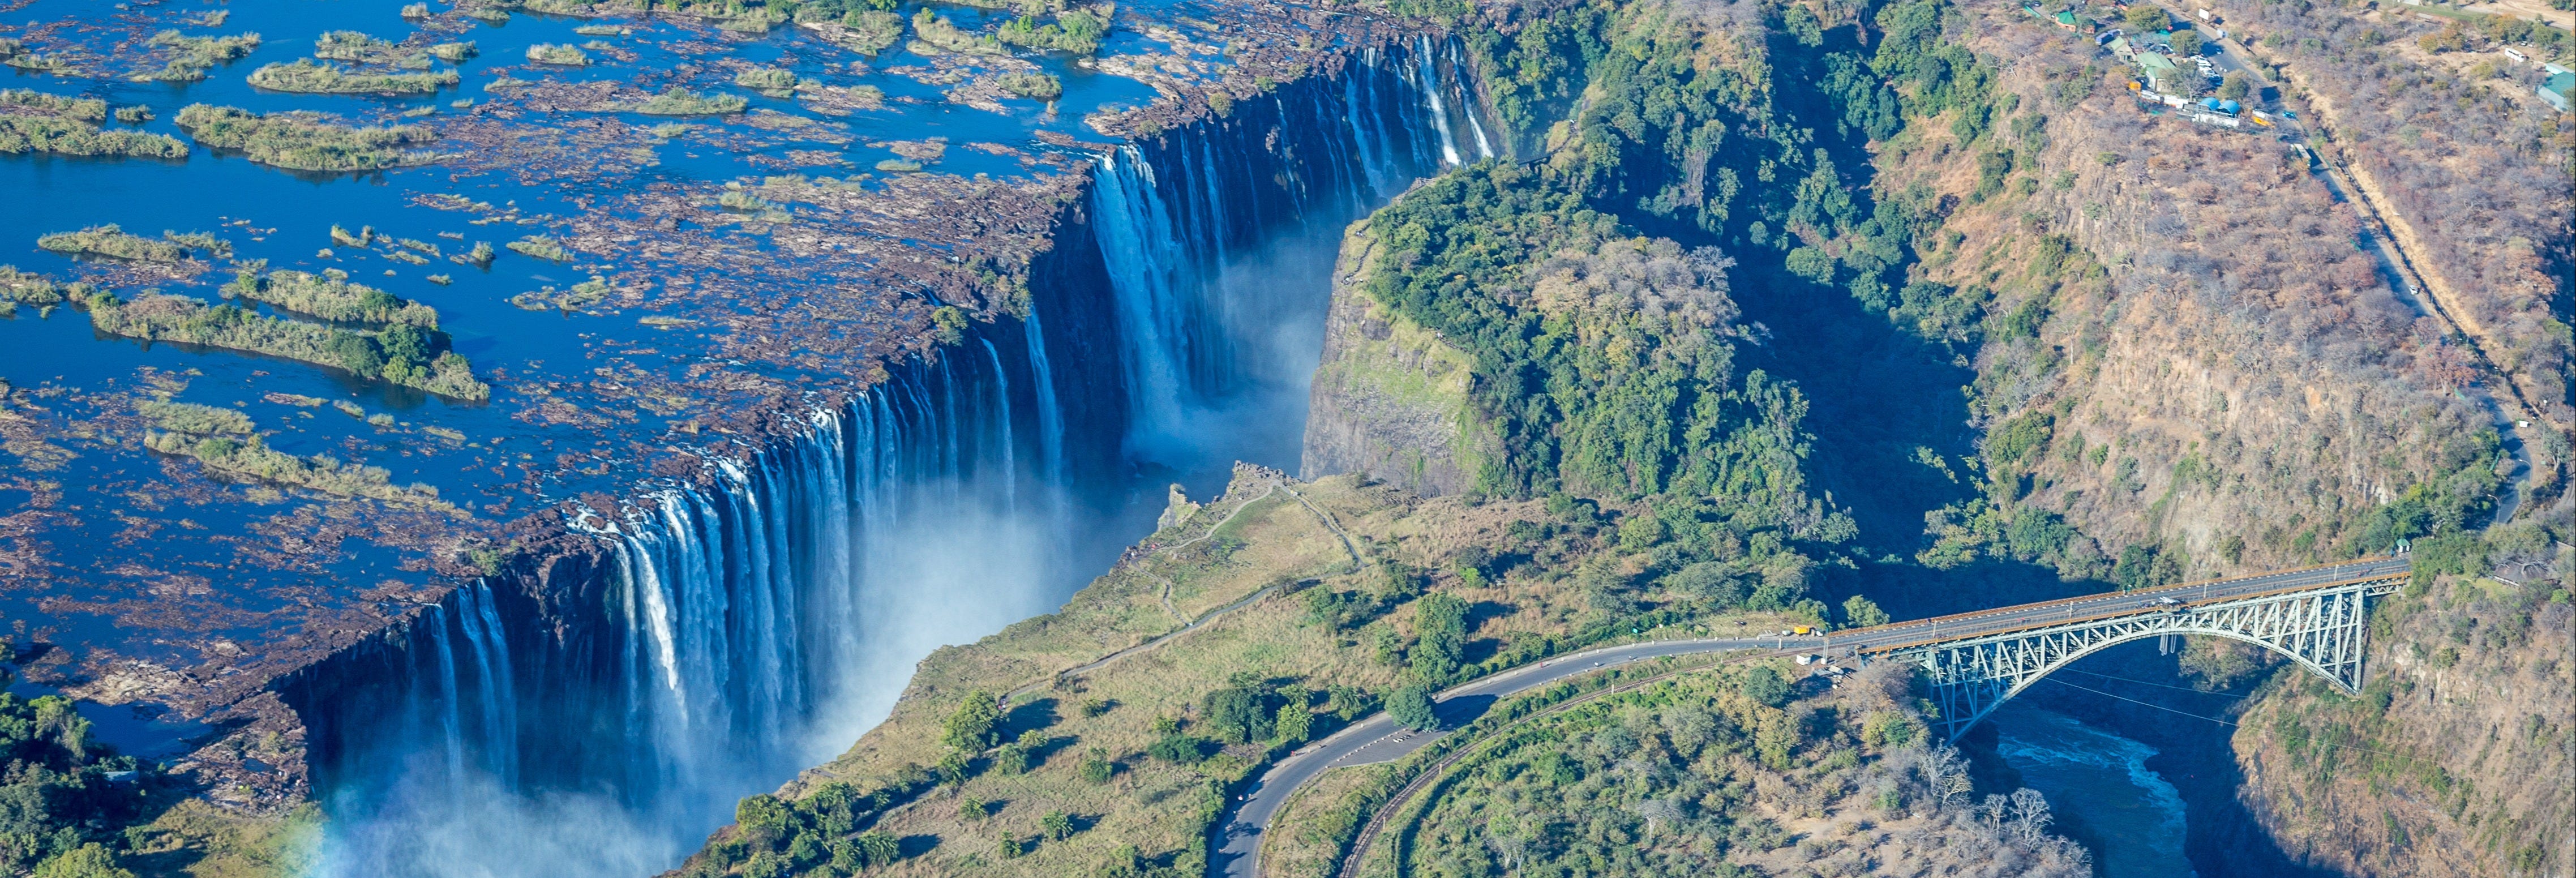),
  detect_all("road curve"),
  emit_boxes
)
[1206,555,2407,878]
[1207,635,1791,878]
